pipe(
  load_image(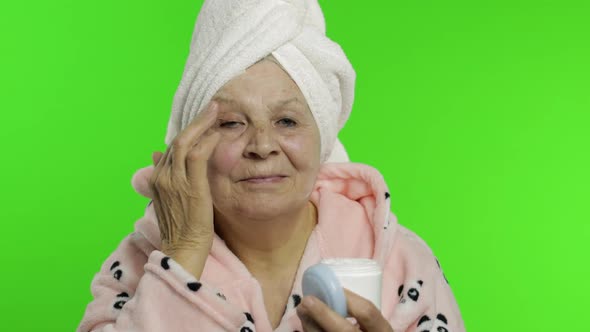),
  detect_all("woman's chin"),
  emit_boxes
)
[233,198,301,222]
[238,204,284,221]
